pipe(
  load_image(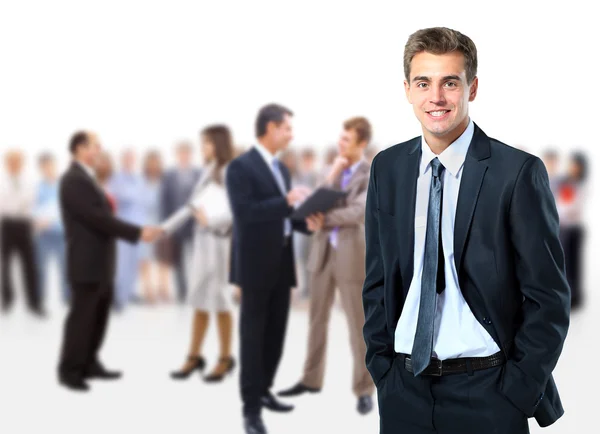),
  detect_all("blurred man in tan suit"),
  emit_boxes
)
[278,117,374,414]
